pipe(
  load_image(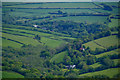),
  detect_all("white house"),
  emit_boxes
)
[65,65,76,69]
[33,25,38,28]
[70,65,76,69]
